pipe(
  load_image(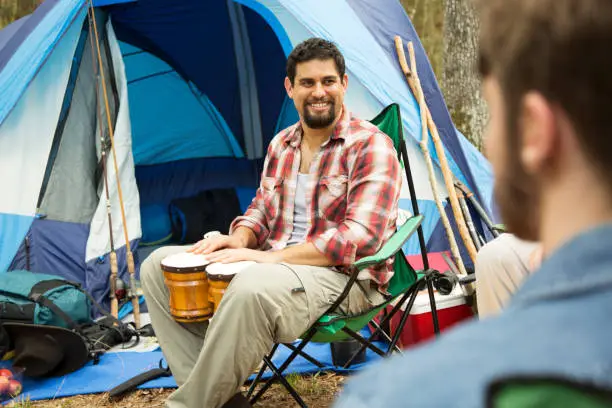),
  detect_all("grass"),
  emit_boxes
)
[5,395,33,408]
[4,372,345,408]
